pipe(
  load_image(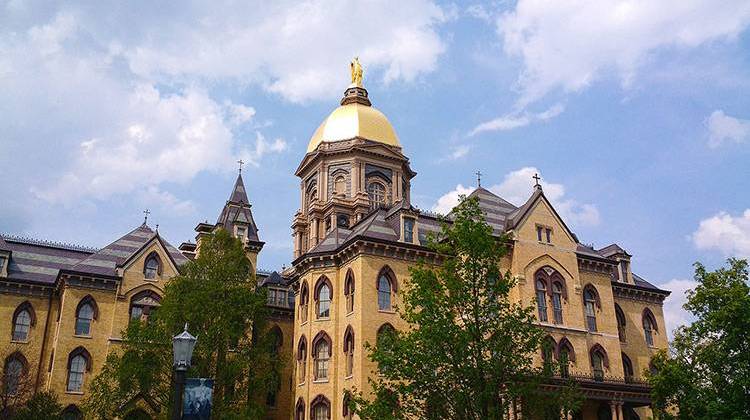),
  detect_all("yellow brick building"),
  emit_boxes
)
[0,175,295,420]
[288,78,670,420]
